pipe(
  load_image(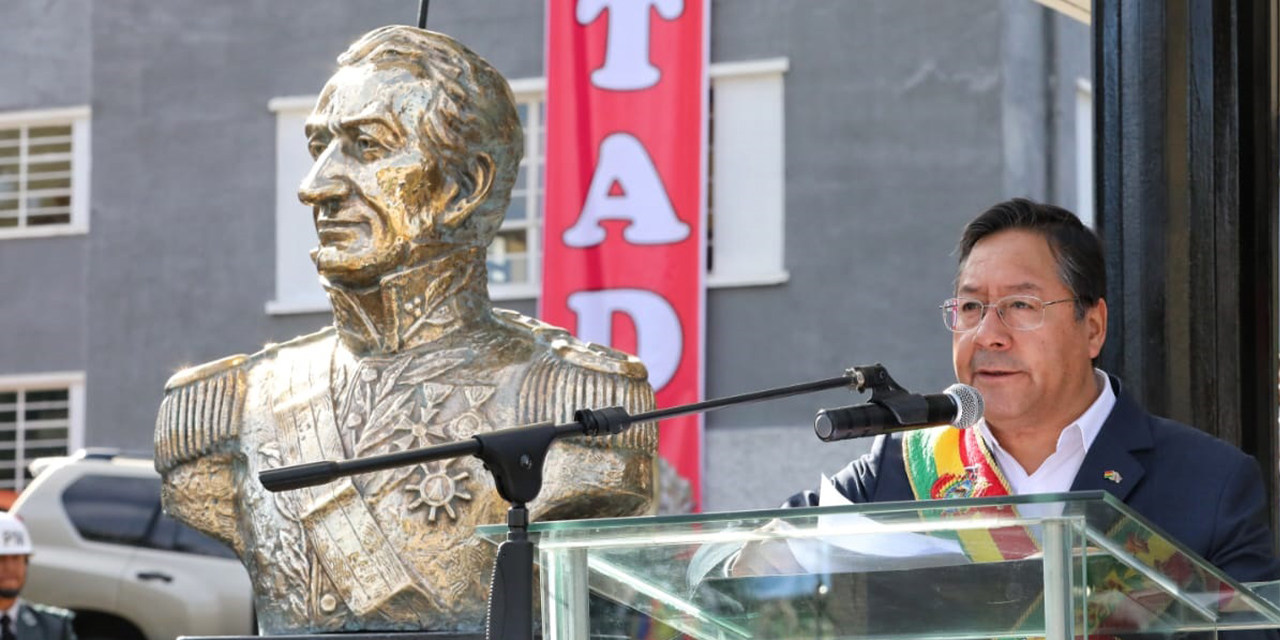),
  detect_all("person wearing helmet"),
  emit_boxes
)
[0,514,74,640]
